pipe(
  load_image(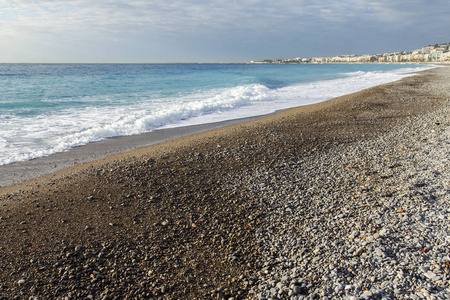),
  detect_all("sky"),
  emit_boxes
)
[0,0,449,63]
